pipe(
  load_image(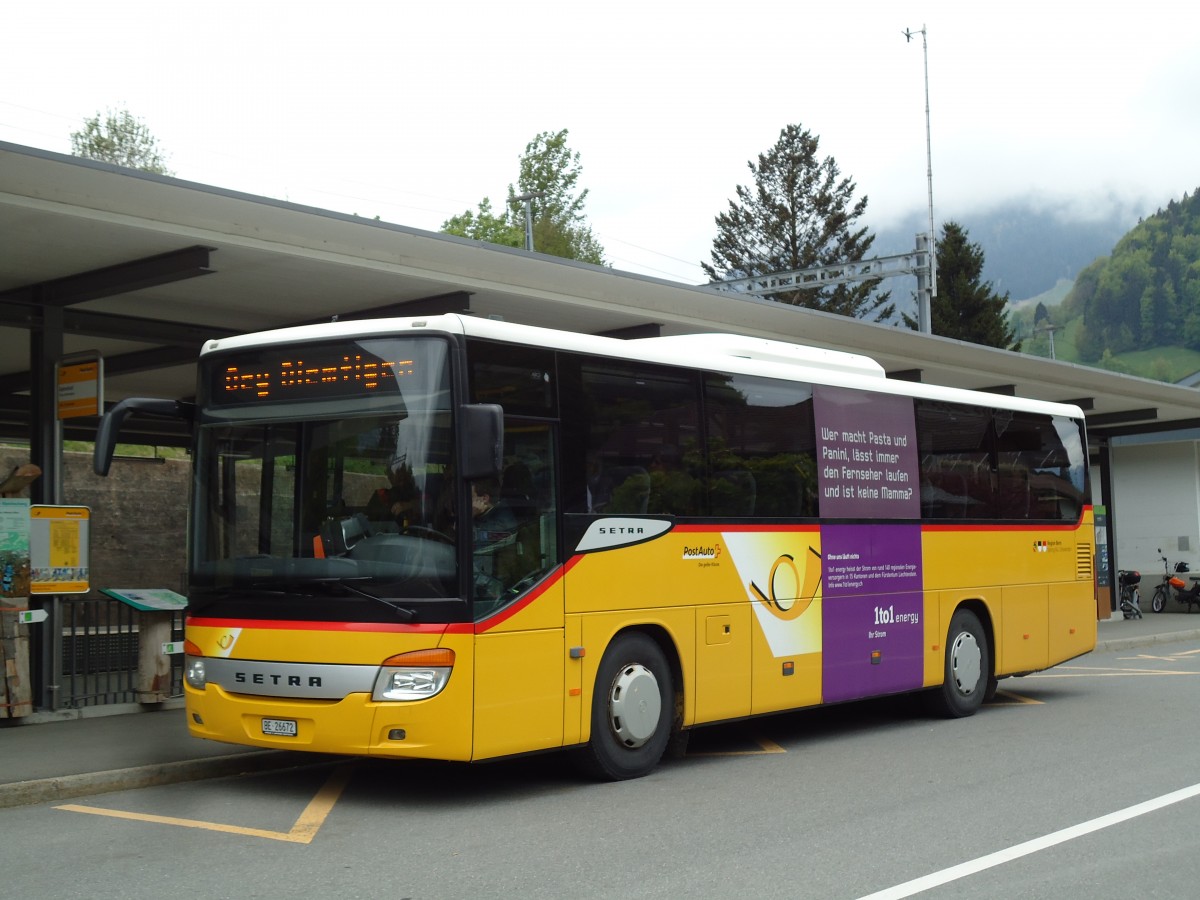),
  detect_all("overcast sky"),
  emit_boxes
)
[3,1,1196,283]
